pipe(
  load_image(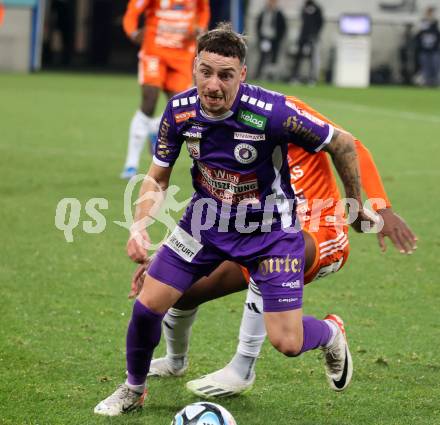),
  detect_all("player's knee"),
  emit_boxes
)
[140,102,154,117]
[270,336,303,357]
